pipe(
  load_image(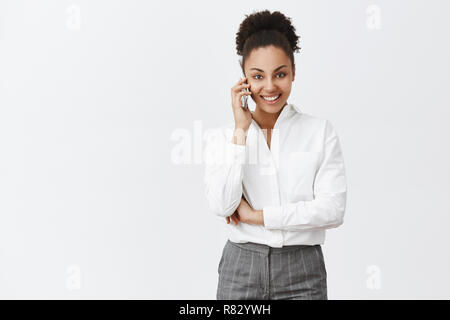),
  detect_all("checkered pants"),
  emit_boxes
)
[217,239,327,300]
